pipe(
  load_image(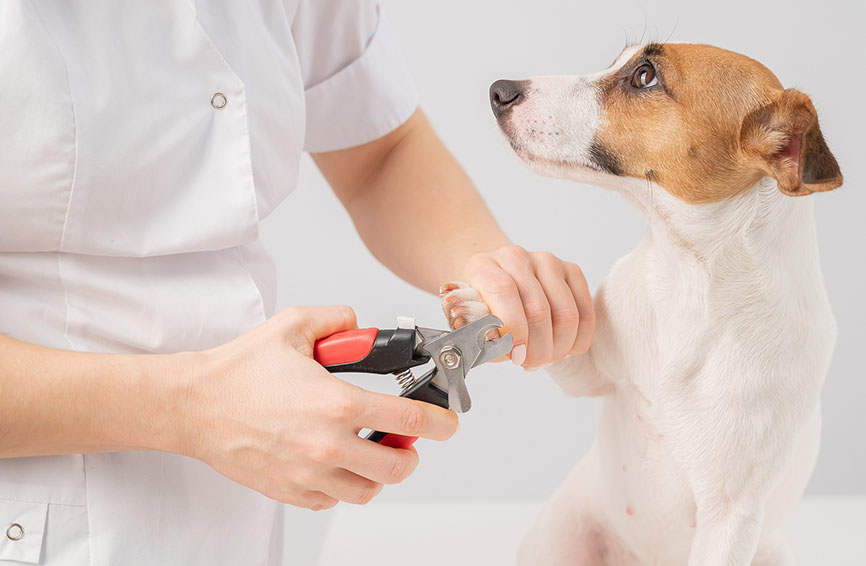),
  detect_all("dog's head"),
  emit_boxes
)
[491,43,842,204]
